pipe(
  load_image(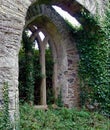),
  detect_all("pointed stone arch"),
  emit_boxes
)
[24,4,81,108]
